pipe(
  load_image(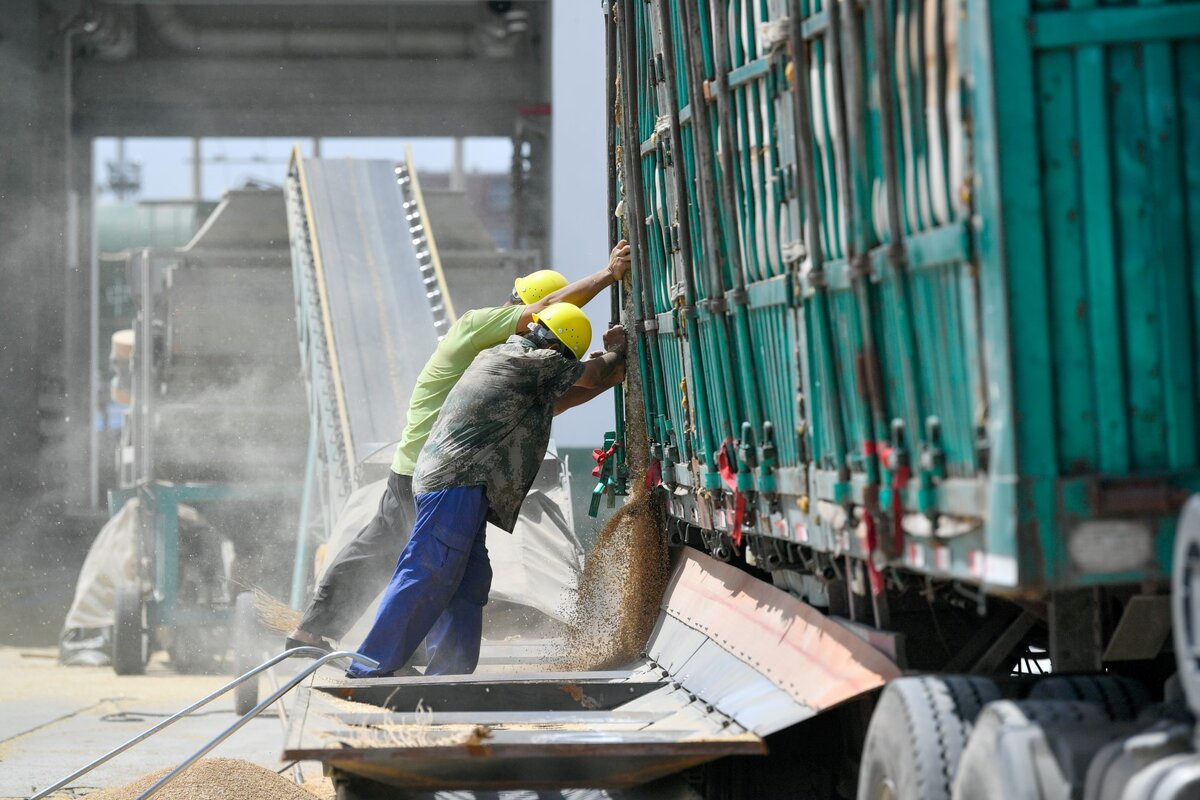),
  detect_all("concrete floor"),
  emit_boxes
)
[0,646,333,799]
